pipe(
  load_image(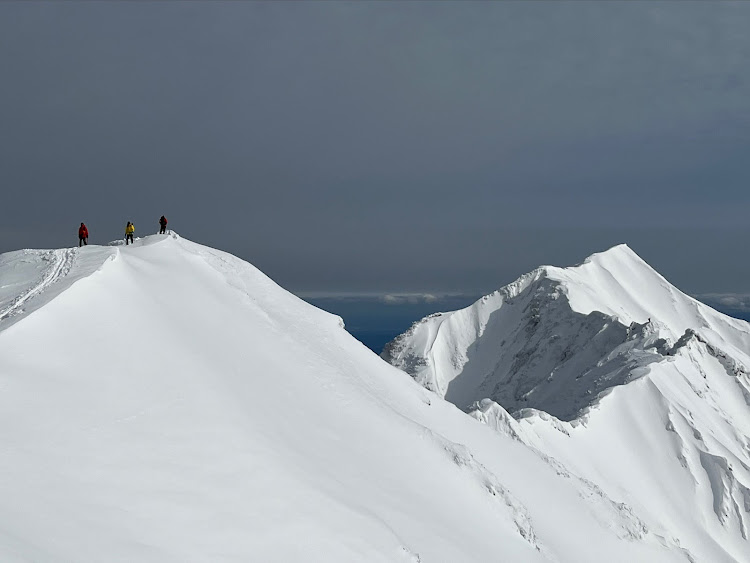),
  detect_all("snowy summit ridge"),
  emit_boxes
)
[1,235,750,562]
[384,244,750,561]
[383,244,750,420]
